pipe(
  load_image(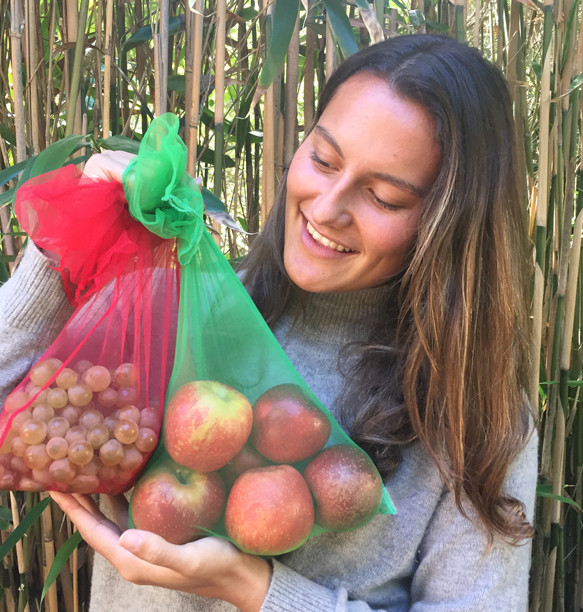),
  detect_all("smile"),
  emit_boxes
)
[306,221,355,253]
